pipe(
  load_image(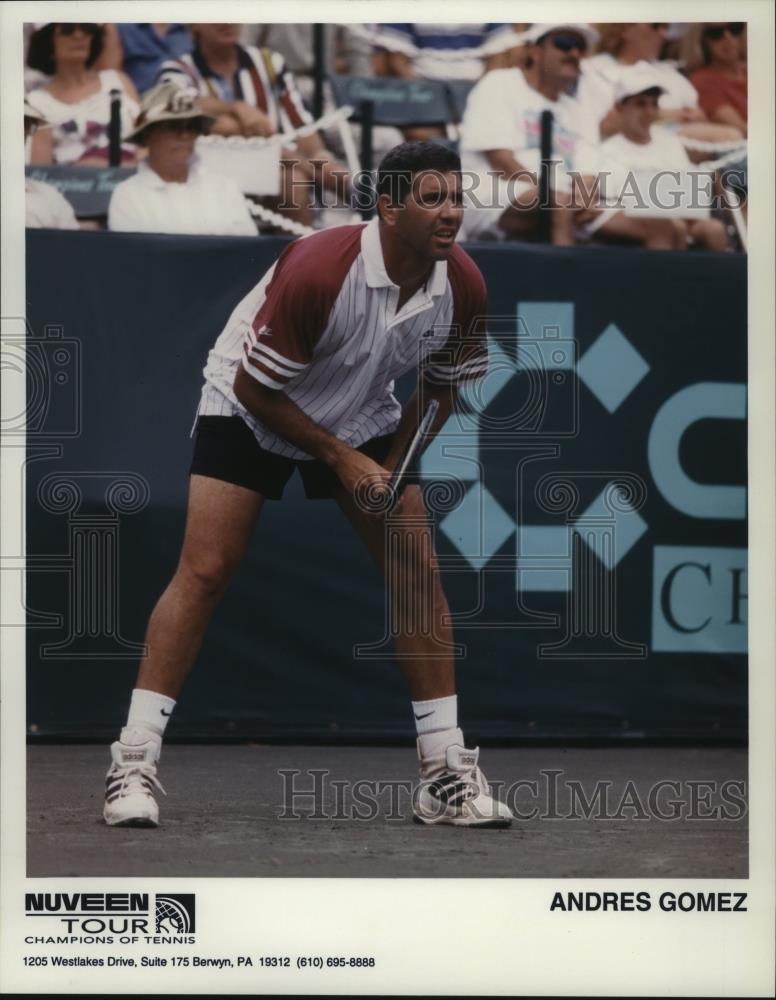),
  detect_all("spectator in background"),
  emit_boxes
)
[158,23,350,224]
[26,23,140,166]
[108,82,257,236]
[24,99,79,230]
[97,23,194,95]
[241,24,373,101]
[580,66,728,251]
[684,23,747,137]
[373,23,519,80]
[460,24,685,250]
[460,23,600,244]
[576,23,743,145]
